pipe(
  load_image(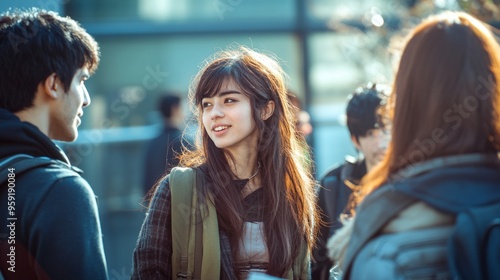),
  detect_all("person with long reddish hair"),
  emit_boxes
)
[132,46,318,279]
[327,11,500,279]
